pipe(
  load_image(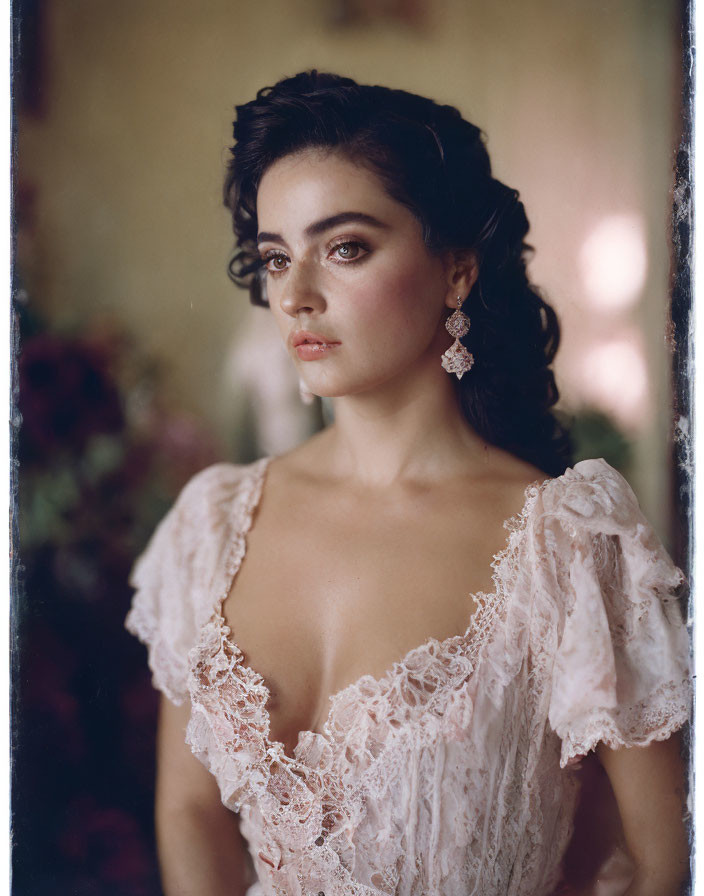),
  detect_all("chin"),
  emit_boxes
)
[301,376,397,400]
[300,383,345,400]
[297,357,417,399]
